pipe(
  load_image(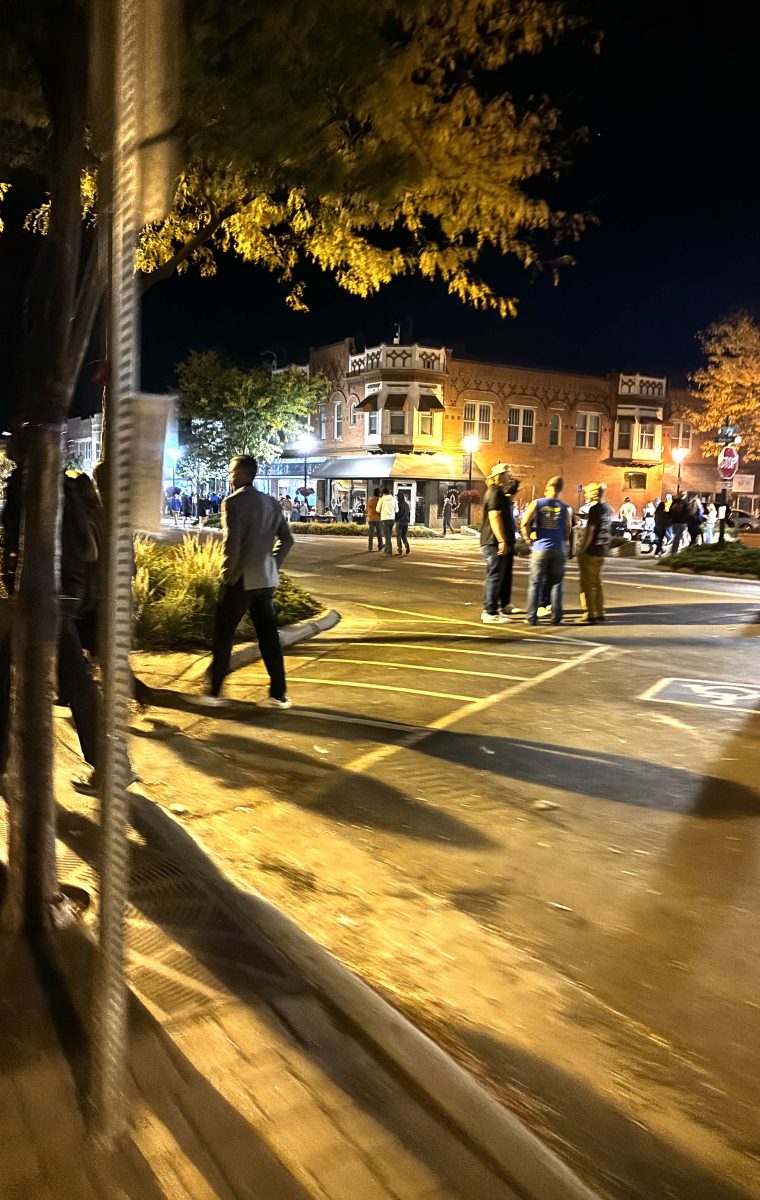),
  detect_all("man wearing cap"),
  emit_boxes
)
[577,482,613,624]
[522,476,572,625]
[479,463,514,623]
